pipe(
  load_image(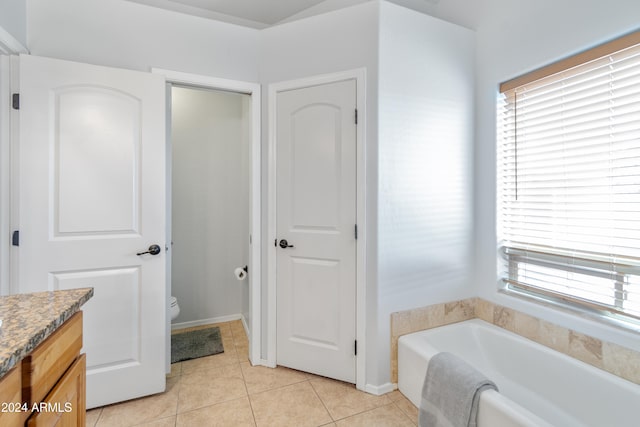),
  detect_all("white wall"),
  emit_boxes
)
[474,0,640,350]
[21,0,640,391]
[26,0,259,80]
[377,1,475,386]
[259,1,380,377]
[0,0,26,48]
[171,86,250,324]
[23,0,476,391]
